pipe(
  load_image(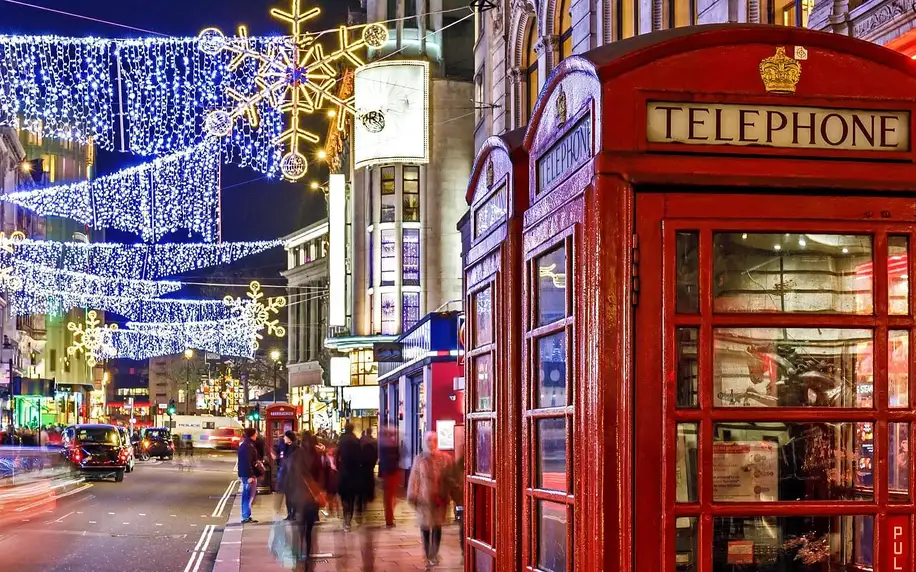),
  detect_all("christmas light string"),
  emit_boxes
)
[8,291,238,321]
[10,238,282,279]
[10,259,183,299]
